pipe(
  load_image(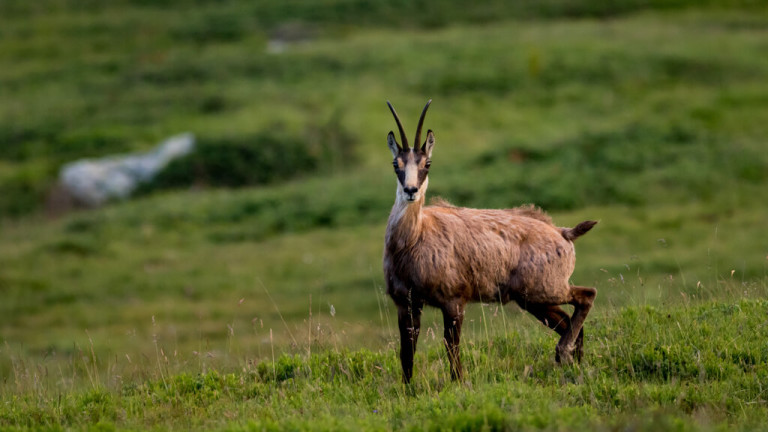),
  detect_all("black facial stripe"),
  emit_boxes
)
[417,168,428,186]
[393,150,430,189]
